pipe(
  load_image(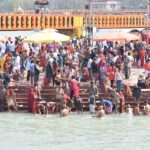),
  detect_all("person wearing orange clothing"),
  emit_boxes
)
[67,43,74,54]
[140,47,146,67]
[118,91,125,113]
[144,59,150,77]
[107,63,115,87]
